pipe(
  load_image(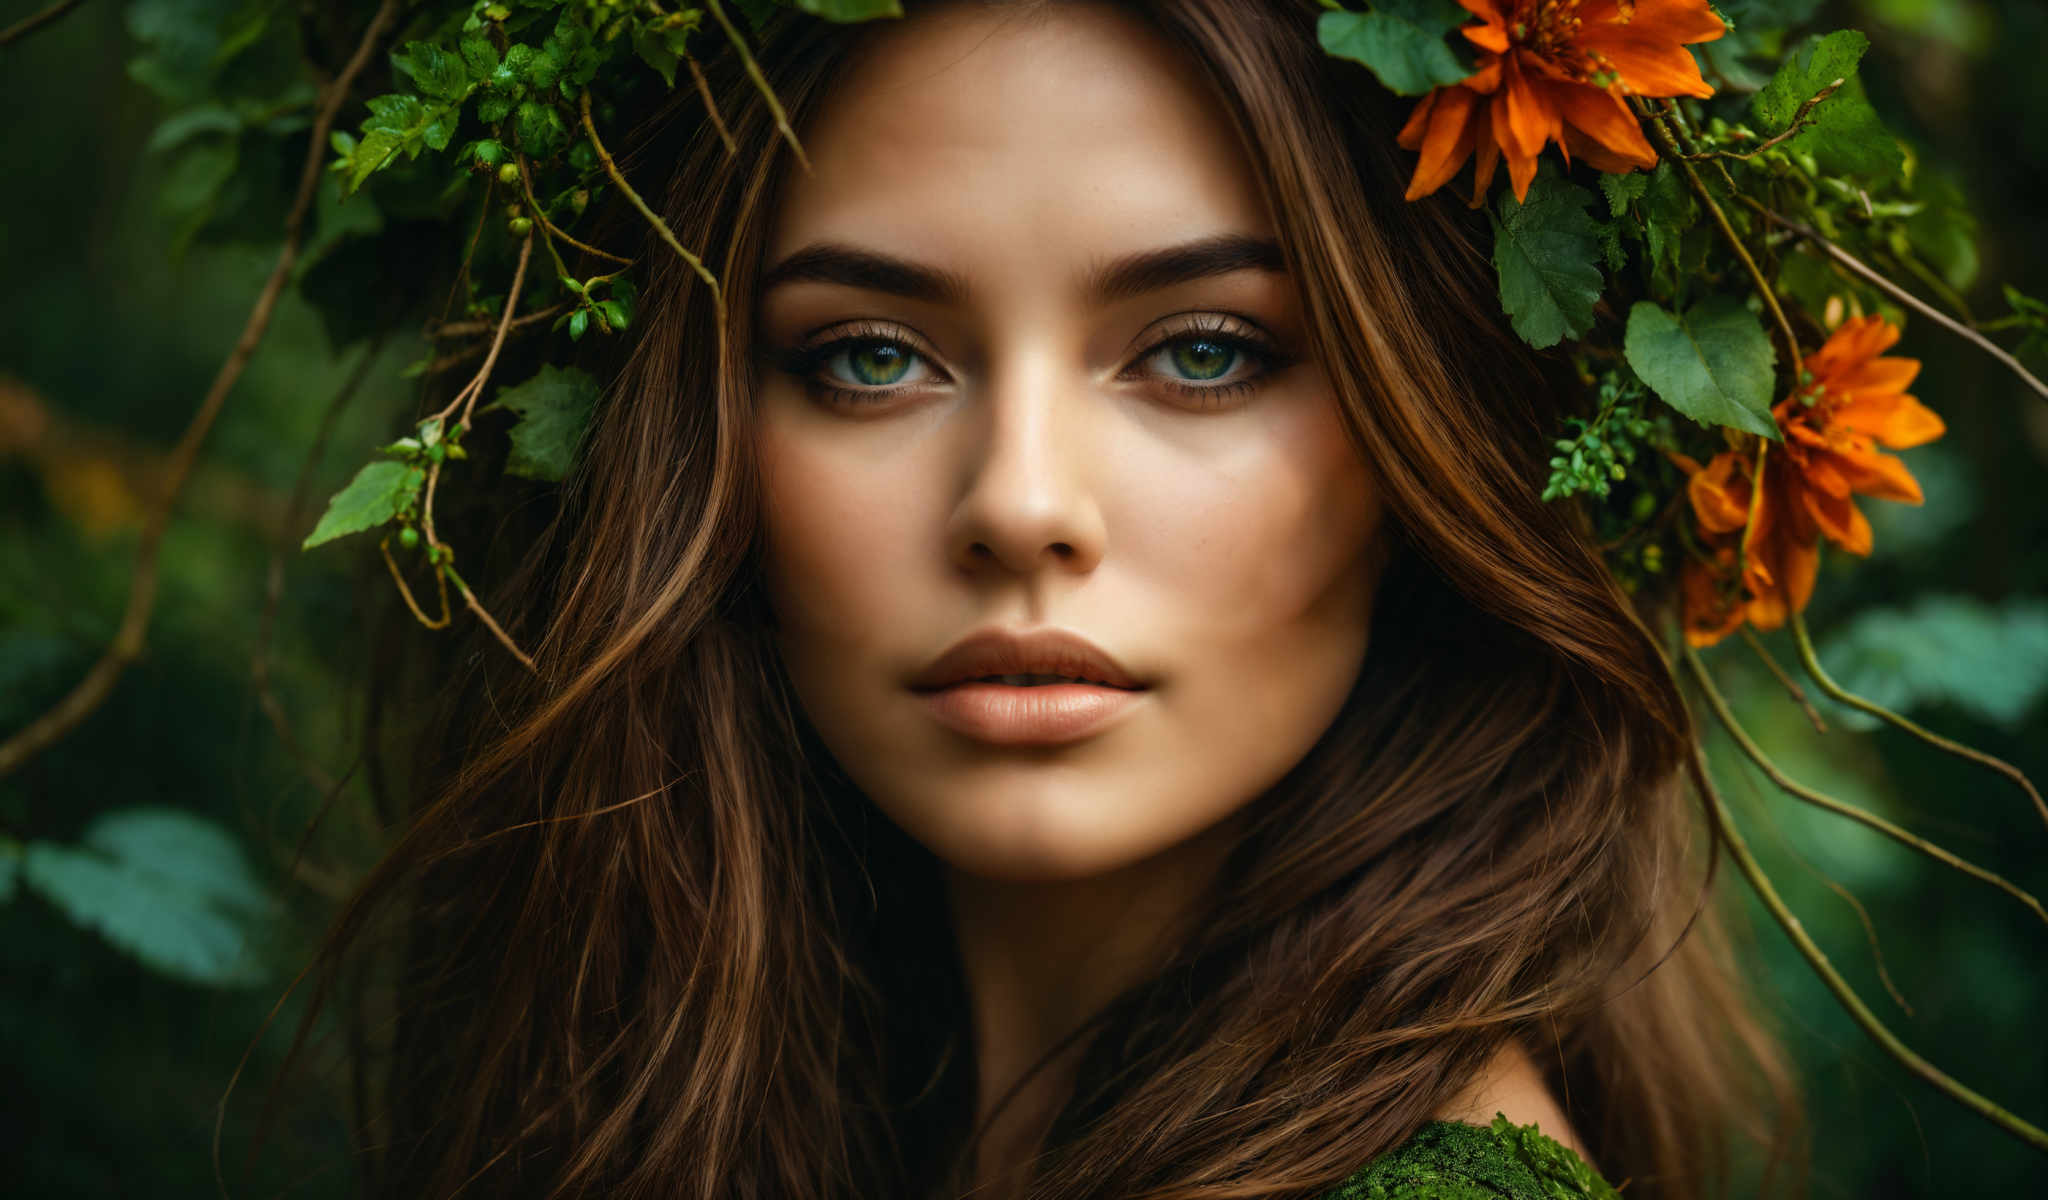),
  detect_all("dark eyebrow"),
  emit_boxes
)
[758,233,1287,306]
[1089,233,1288,303]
